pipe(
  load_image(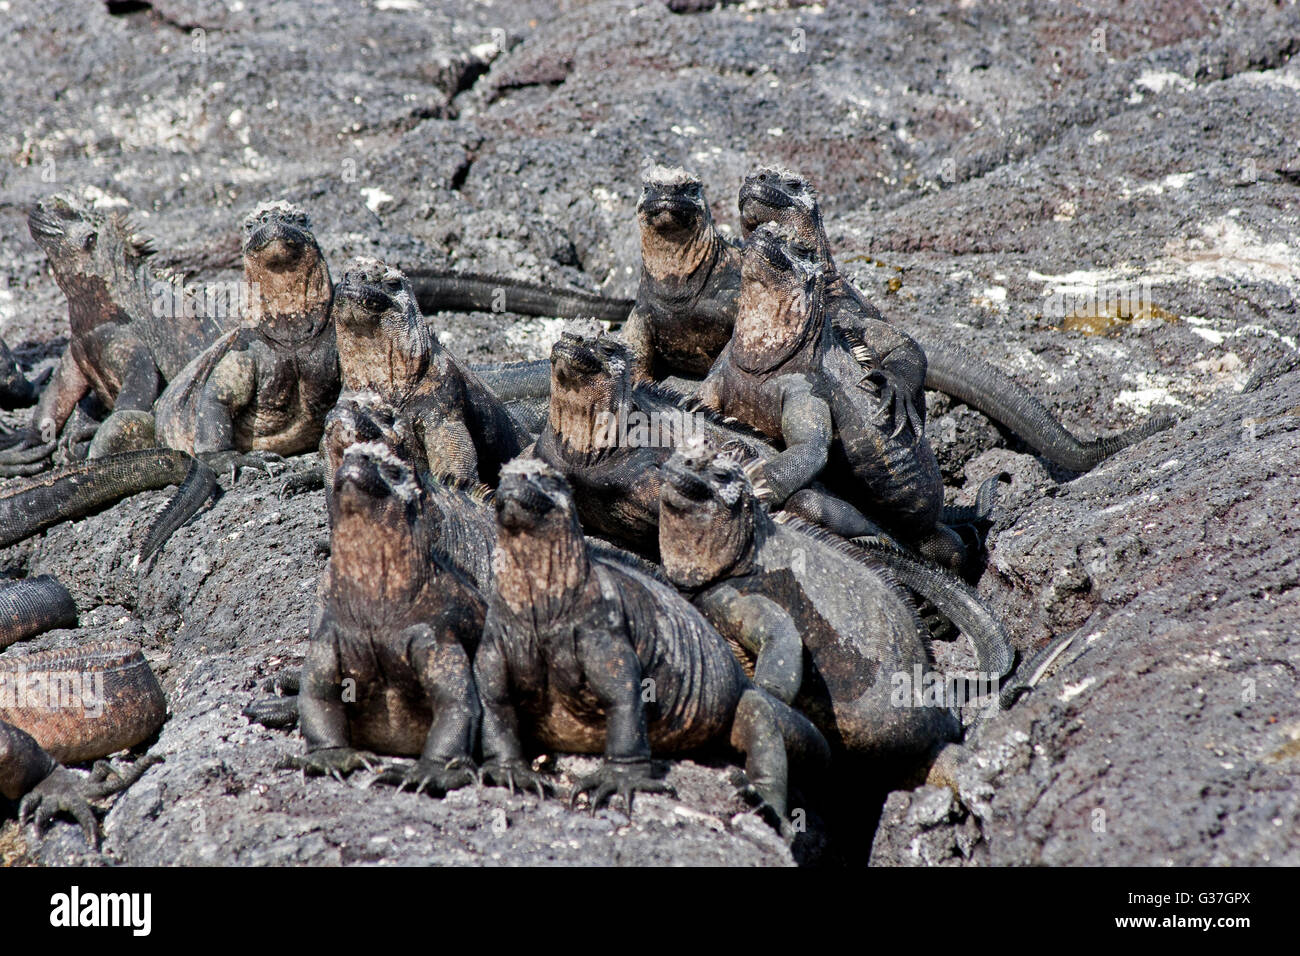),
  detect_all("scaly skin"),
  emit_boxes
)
[0,448,216,560]
[658,444,963,762]
[0,577,77,651]
[1,640,164,847]
[699,224,964,567]
[155,201,339,458]
[322,257,529,494]
[737,165,1175,470]
[290,443,482,796]
[474,459,829,825]
[0,338,39,410]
